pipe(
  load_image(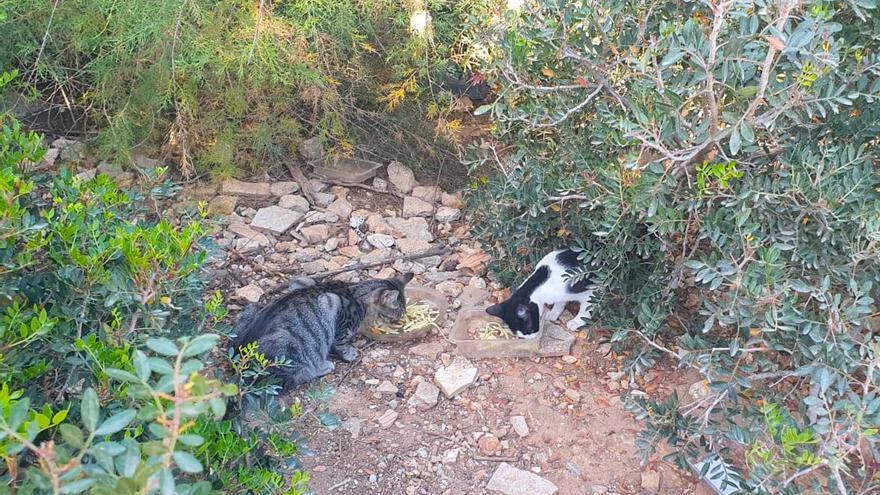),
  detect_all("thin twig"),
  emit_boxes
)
[743,0,801,122]
[29,0,62,84]
[321,179,405,199]
[247,0,266,64]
